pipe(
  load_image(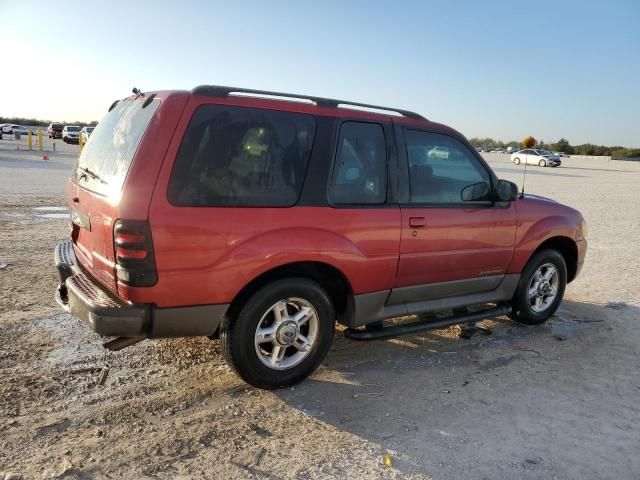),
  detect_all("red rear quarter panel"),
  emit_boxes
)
[128,207,400,307]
